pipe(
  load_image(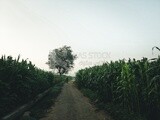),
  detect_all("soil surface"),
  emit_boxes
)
[40,81,112,120]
